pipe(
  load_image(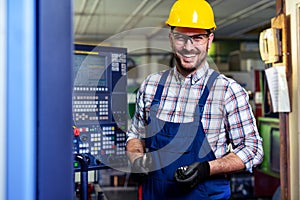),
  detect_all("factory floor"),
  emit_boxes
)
[75,185,138,200]
[101,187,138,200]
[77,186,275,200]
[74,170,279,200]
